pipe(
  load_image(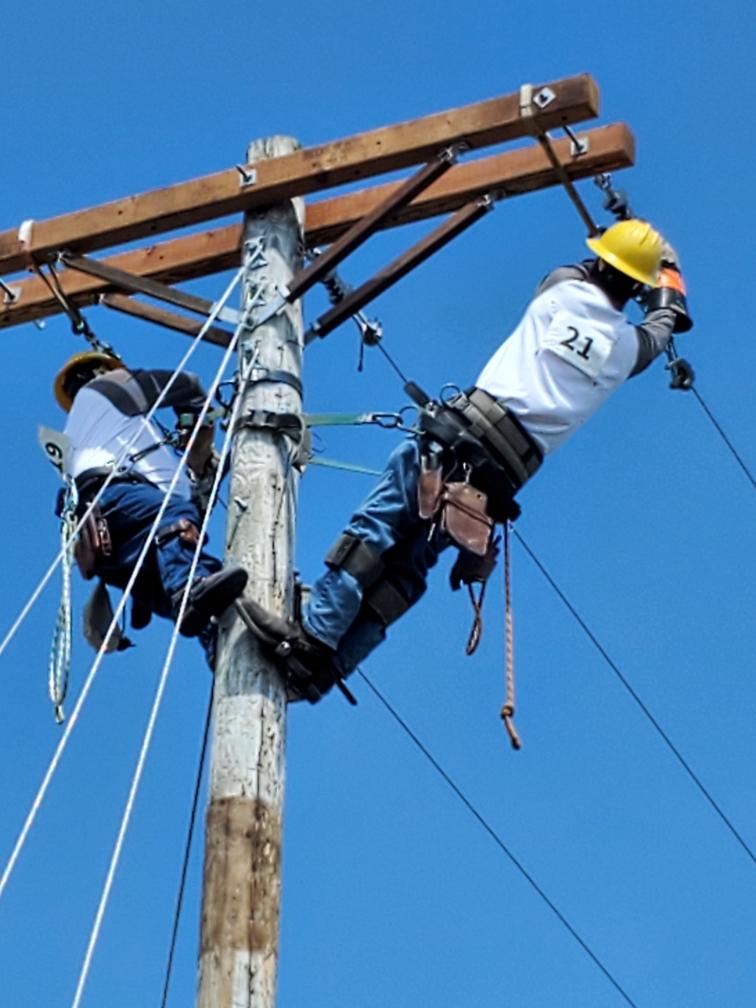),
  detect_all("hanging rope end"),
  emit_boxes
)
[500,703,522,750]
[54,704,65,725]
